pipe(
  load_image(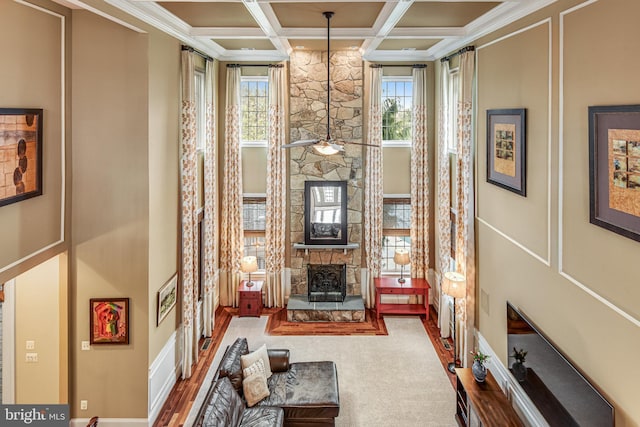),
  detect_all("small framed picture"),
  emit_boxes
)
[486,108,527,196]
[0,108,43,207]
[589,104,640,242]
[90,298,130,345]
[157,273,178,326]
